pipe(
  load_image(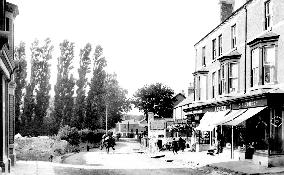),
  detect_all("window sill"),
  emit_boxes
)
[248,83,277,93]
